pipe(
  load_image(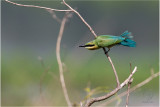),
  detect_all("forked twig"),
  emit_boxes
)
[84,67,137,107]
[100,71,160,106]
